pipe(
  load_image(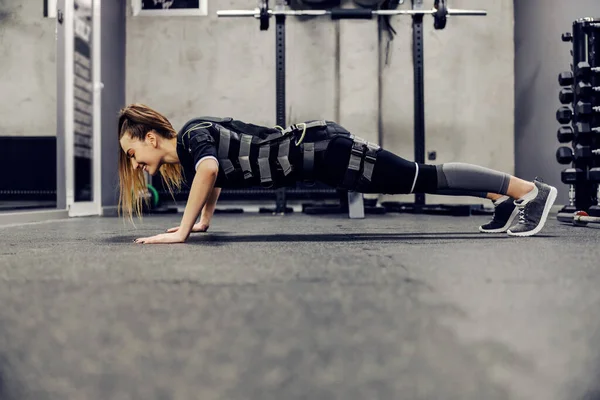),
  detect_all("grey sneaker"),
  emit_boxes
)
[479,197,519,233]
[507,180,558,237]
